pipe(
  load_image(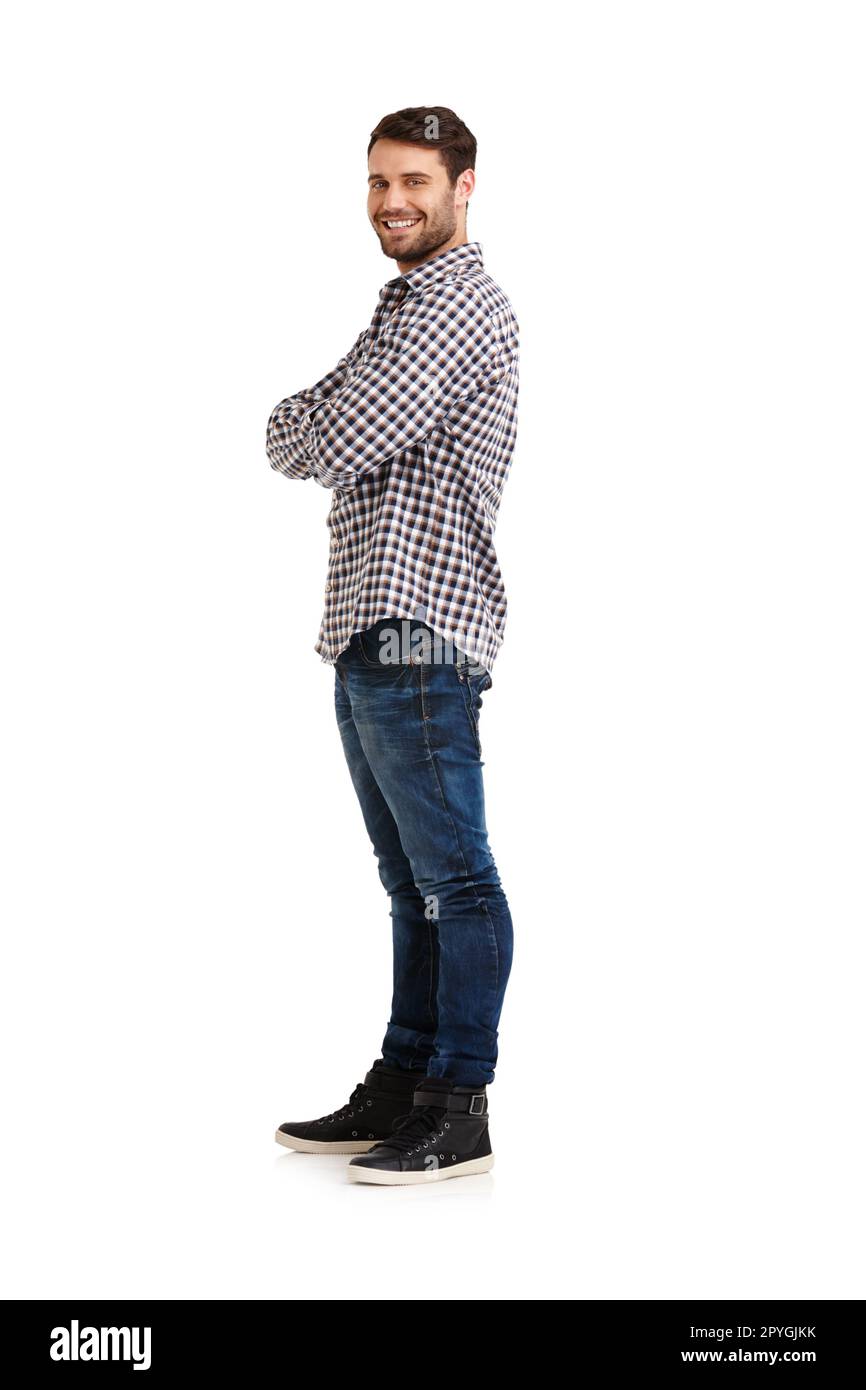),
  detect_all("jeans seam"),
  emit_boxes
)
[425,917,437,1033]
[417,683,478,917]
[460,669,483,758]
[479,898,501,991]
